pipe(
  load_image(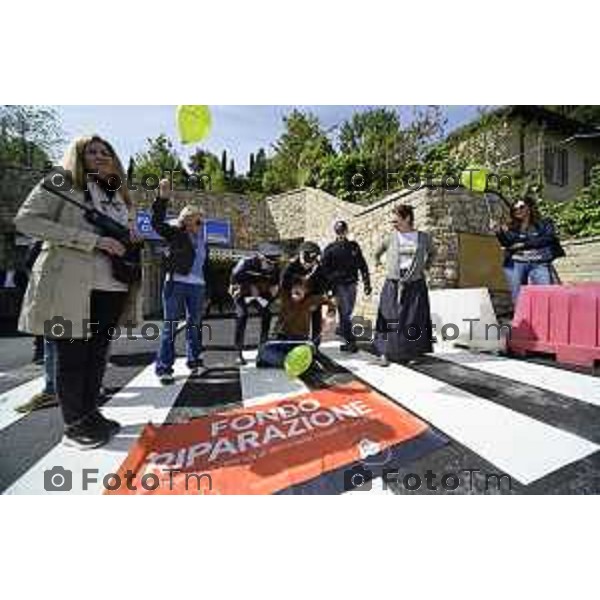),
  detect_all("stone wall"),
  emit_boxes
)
[555,236,600,283]
[264,187,361,247]
[264,189,308,242]
[303,188,362,247]
[131,189,271,250]
[349,186,509,320]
